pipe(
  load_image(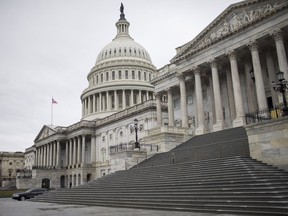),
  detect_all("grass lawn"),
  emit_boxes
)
[0,189,27,198]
